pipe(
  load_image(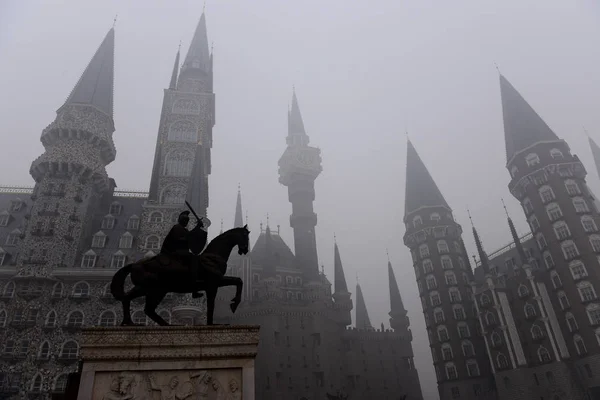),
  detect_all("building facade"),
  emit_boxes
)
[0,12,423,400]
[404,73,600,399]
